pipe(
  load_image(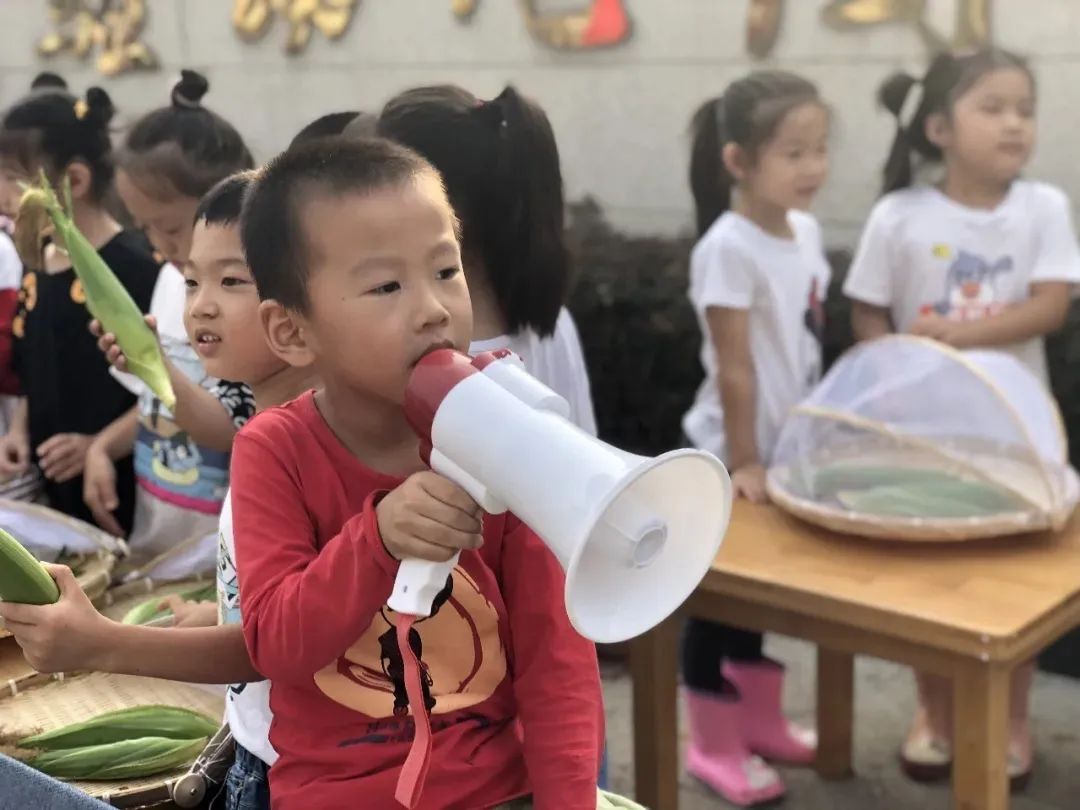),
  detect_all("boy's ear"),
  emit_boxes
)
[259,299,316,369]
